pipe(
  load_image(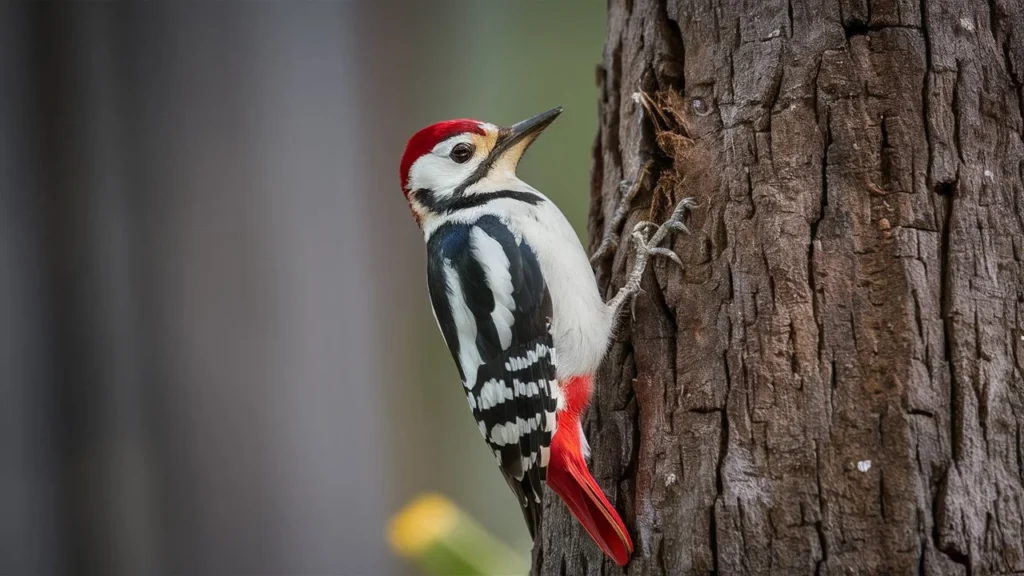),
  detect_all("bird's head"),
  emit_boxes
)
[399,107,562,226]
